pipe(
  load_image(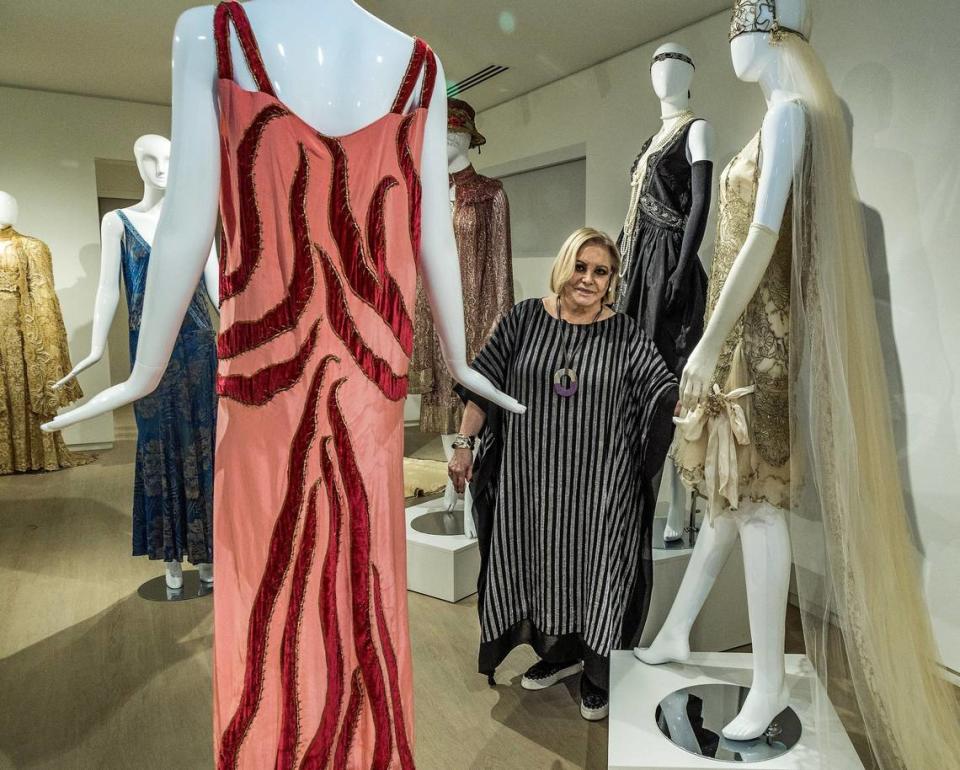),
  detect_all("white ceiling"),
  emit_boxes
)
[0,1,729,111]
